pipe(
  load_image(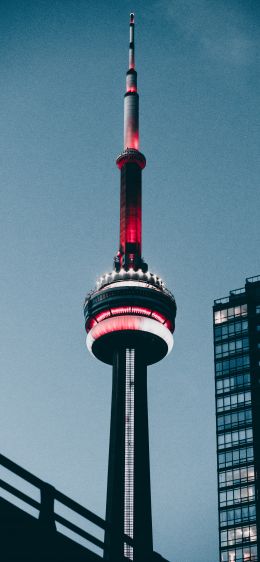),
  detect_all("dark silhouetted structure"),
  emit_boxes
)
[84,13,176,562]
[0,453,105,561]
[0,453,169,561]
[213,275,260,562]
